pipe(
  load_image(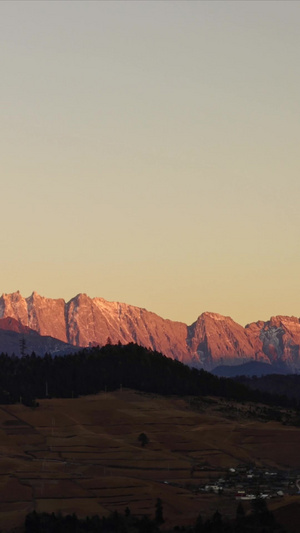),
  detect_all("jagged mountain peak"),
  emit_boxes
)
[197,311,230,321]
[268,315,300,327]
[0,291,299,371]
